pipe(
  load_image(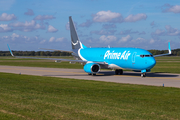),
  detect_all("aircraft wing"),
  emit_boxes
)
[7,44,106,64]
[153,42,172,57]
[7,44,85,62]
